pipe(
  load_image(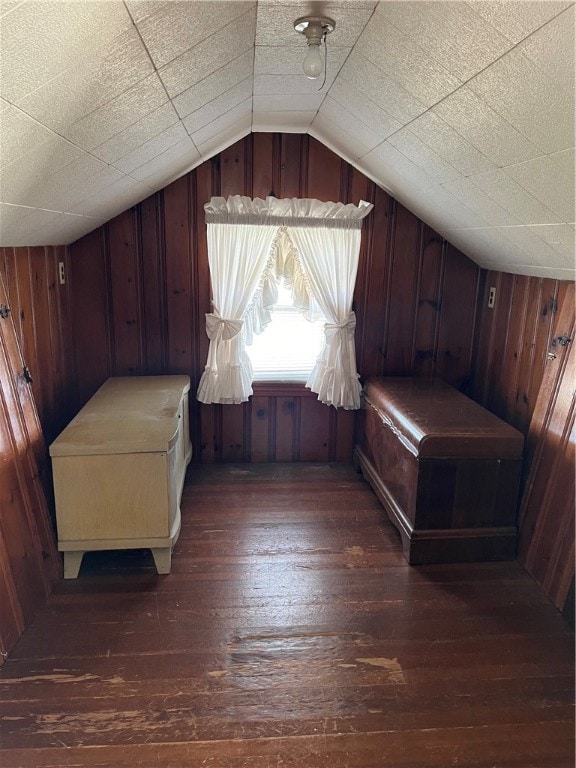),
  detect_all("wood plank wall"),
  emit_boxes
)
[0,133,573,616]
[0,274,61,665]
[0,245,73,447]
[472,277,575,614]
